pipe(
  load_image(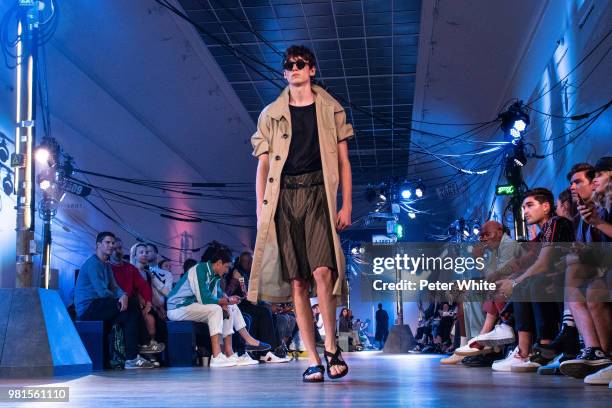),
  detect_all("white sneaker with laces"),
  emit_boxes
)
[454,338,492,356]
[584,365,612,385]
[210,353,237,368]
[511,354,542,372]
[475,324,515,347]
[492,346,520,372]
[261,351,291,363]
[227,353,259,366]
